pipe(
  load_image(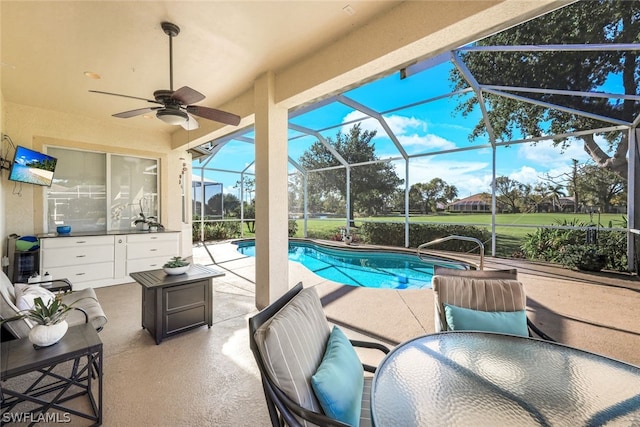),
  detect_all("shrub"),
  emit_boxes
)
[521,218,628,271]
[192,221,241,242]
[359,222,490,253]
[288,220,298,237]
[560,244,608,271]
